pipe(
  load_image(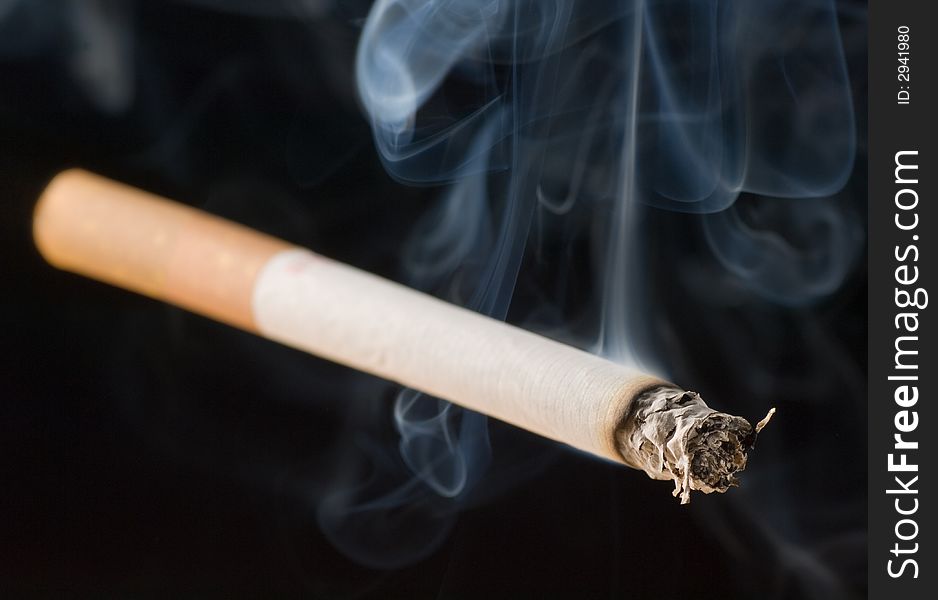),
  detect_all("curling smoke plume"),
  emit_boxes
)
[327,0,866,582]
